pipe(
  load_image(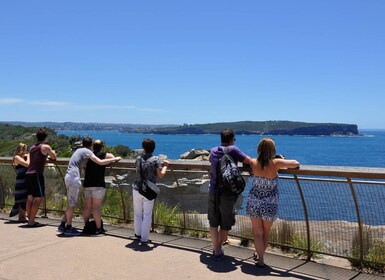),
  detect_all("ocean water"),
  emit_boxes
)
[57,129,385,167]
[57,129,385,225]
